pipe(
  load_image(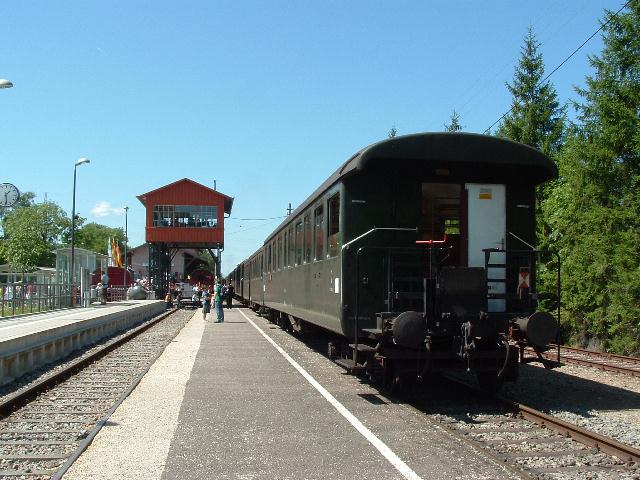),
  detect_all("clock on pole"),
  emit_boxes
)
[0,183,20,208]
